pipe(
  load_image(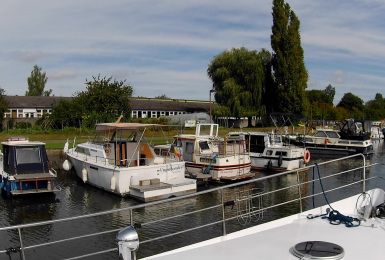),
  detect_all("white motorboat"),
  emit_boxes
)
[0,137,58,197]
[291,128,373,156]
[63,123,196,202]
[143,189,385,260]
[371,126,384,140]
[124,154,383,260]
[228,131,310,172]
[172,123,252,182]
